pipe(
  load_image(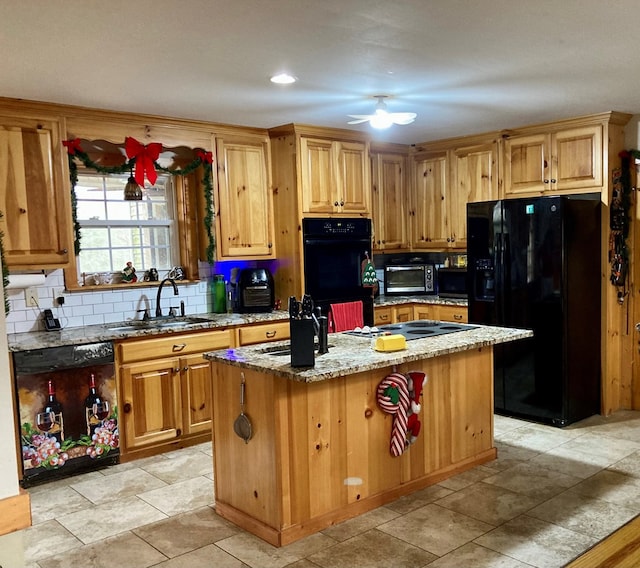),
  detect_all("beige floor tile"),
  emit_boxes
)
[483,462,581,500]
[0,531,28,568]
[55,496,167,544]
[23,520,83,563]
[554,432,640,462]
[377,503,493,557]
[427,542,532,568]
[140,451,213,484]
[320,506,400,542]
[385,484,453,515]
[570,469,640,509]
[528,490,639,539]
[493,415,528,436]
[216,531,334,568]
[475,514,597,568]
[70,467,167,504]
[138,476,213,516]
[99,454,169,476]
[527,445,612,479]
[133,506,239,557]
[30,485,93,525]
[607,450,640,477]
[37,531,167,568]
[436,482,542,525]
[484,442,539,472]
[146,543,247,567]
[308,528,436,568]
[27,470,106,493]
[437,464,496,491]
[495,424,583,453]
